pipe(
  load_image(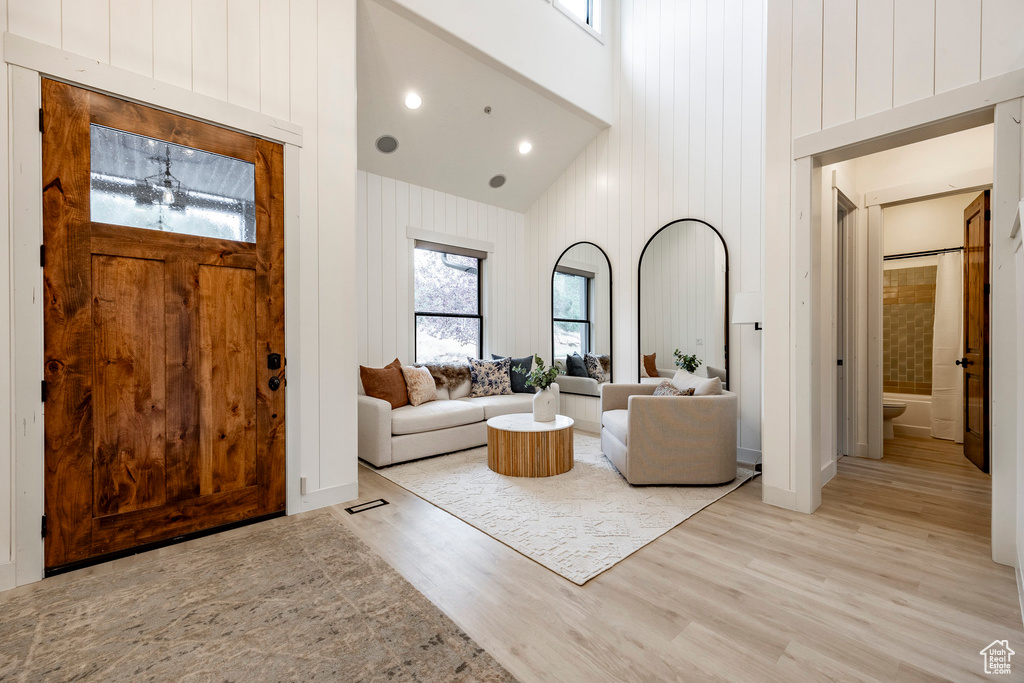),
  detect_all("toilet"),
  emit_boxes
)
[883,402,907,439]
